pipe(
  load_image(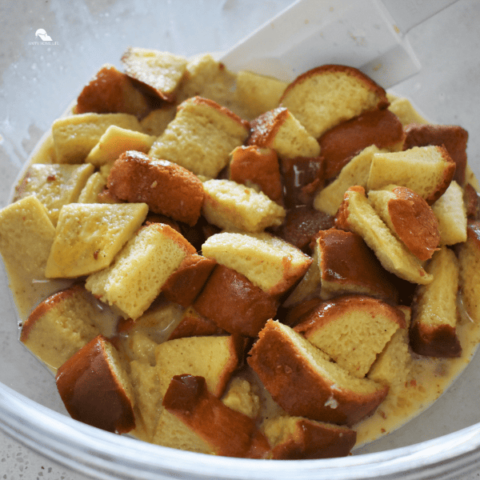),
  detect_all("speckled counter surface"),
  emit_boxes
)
[1,0,480,478]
